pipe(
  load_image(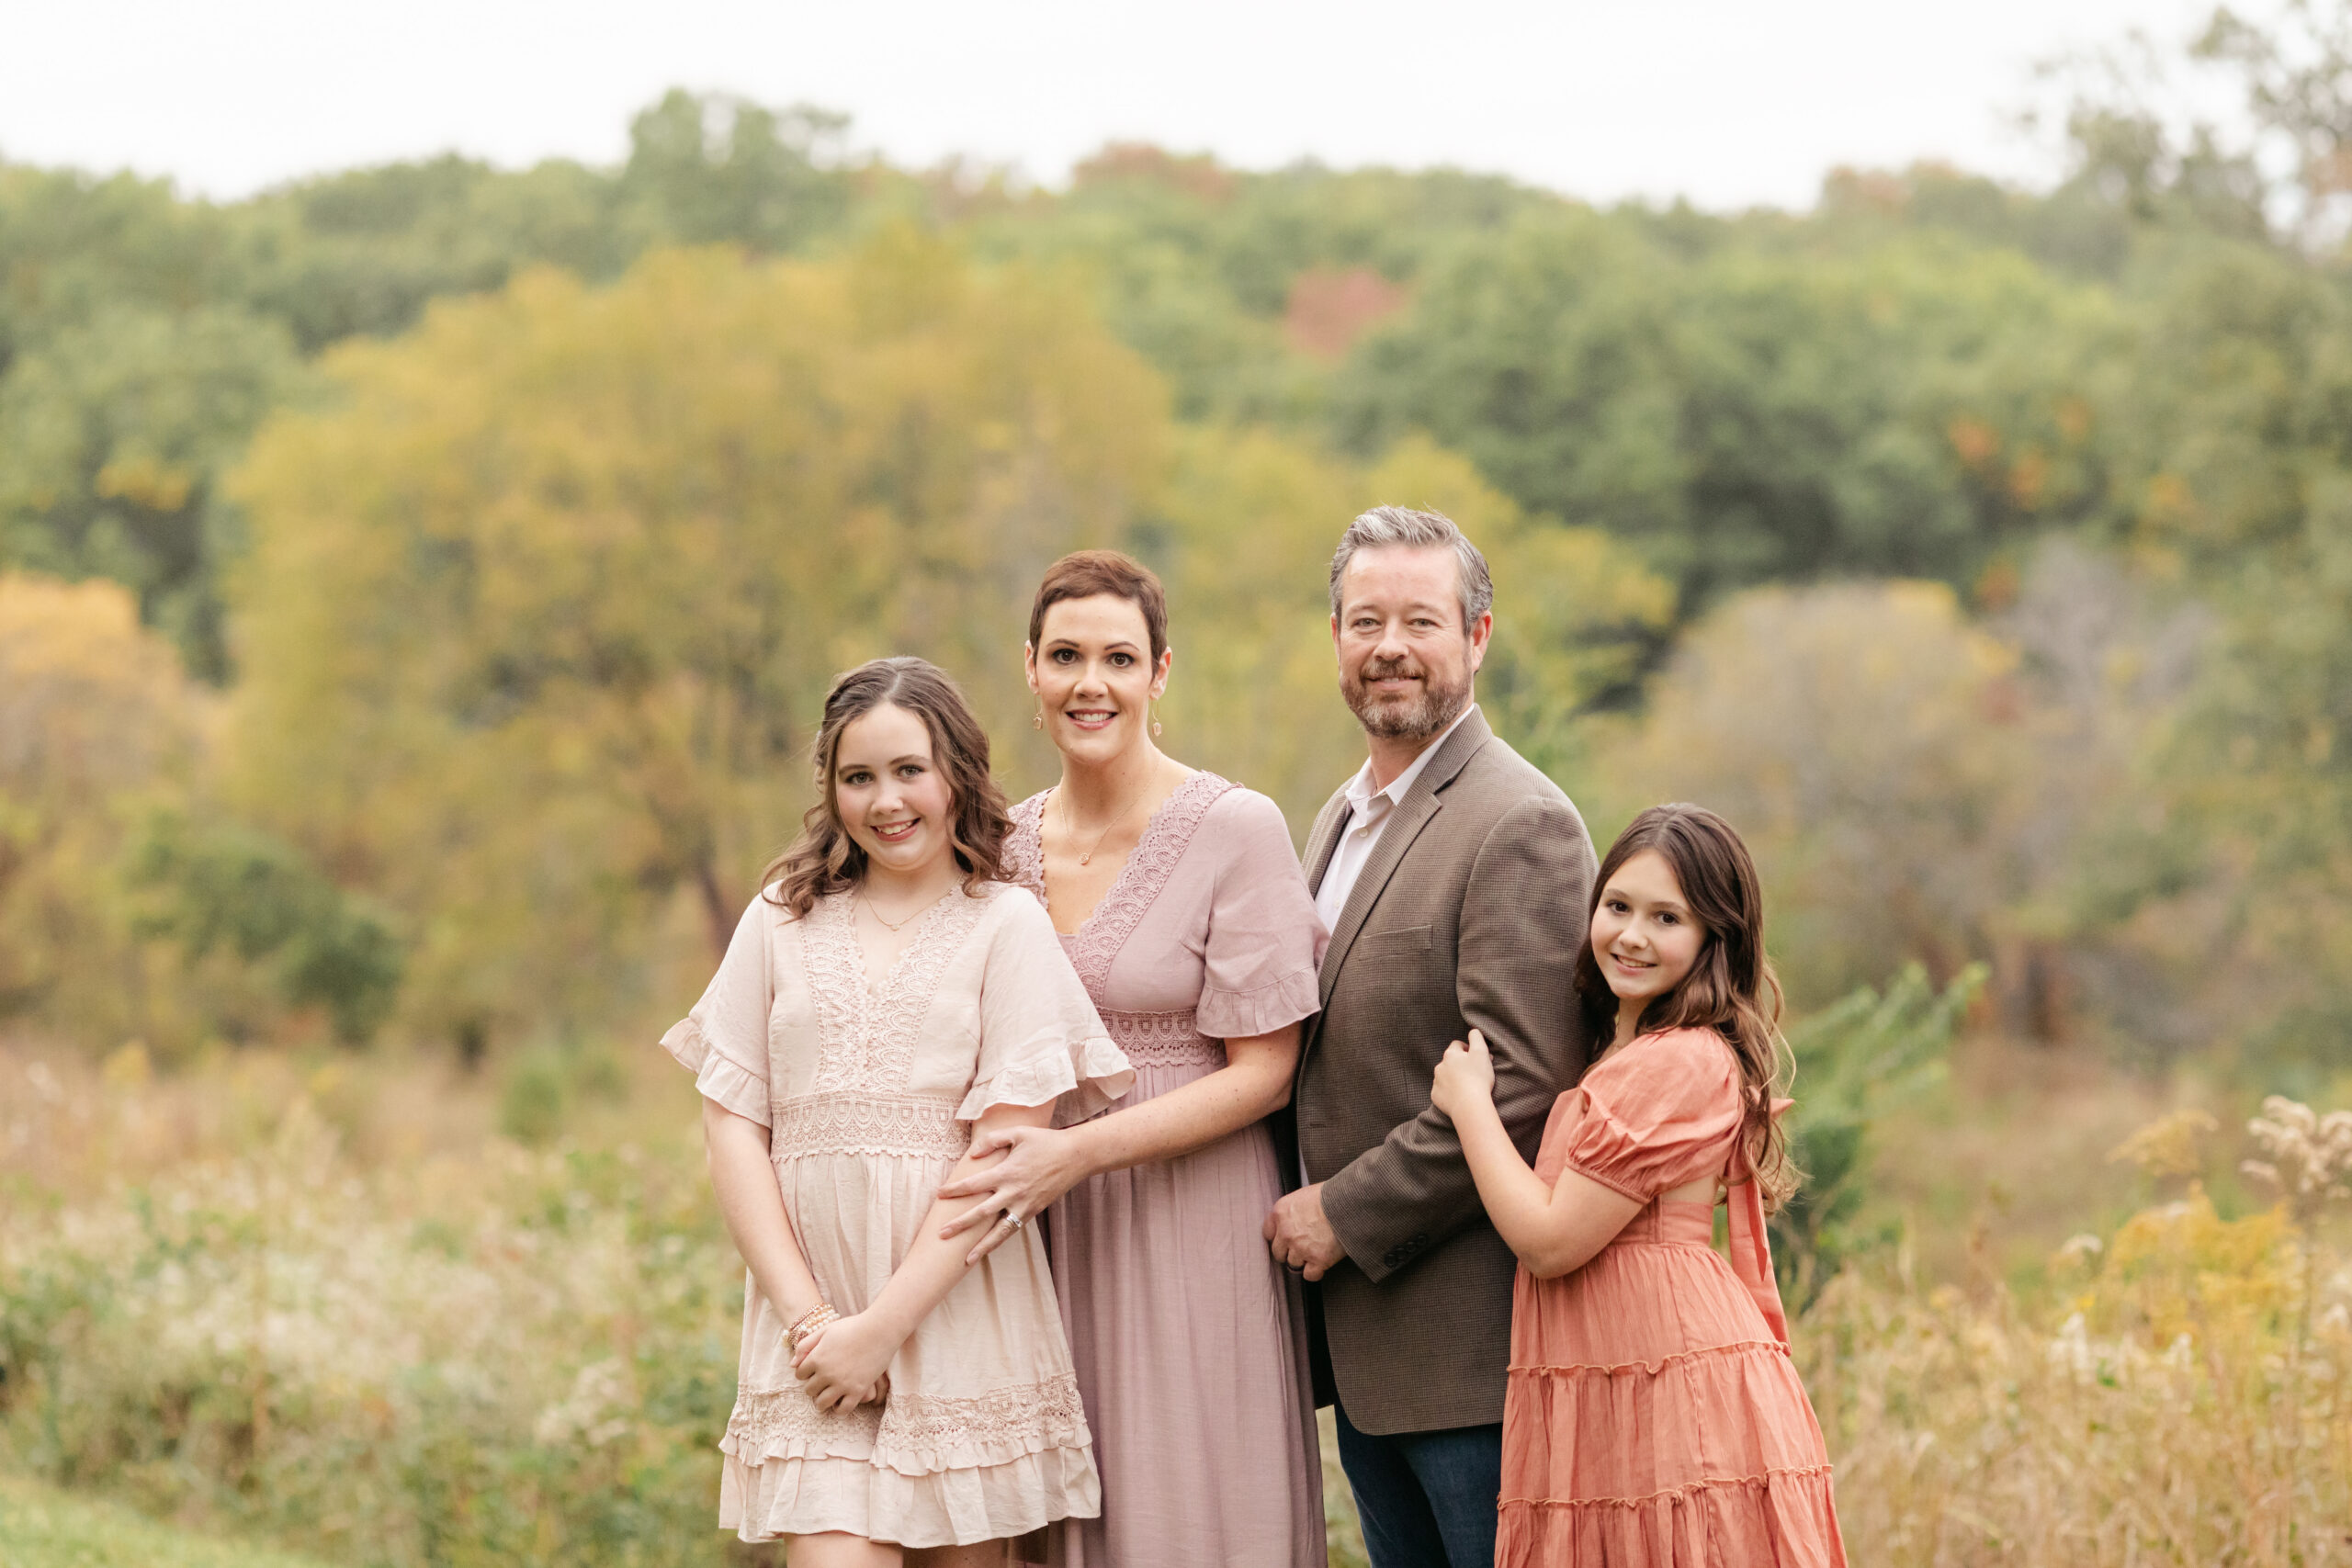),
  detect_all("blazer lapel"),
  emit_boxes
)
[1314,709,1495,1010]
[1304,788,1351,896]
